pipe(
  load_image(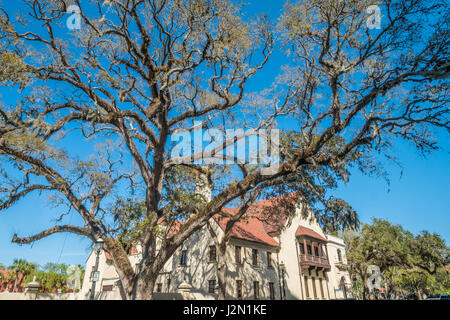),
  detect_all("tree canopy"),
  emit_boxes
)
[345,219,450,299]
